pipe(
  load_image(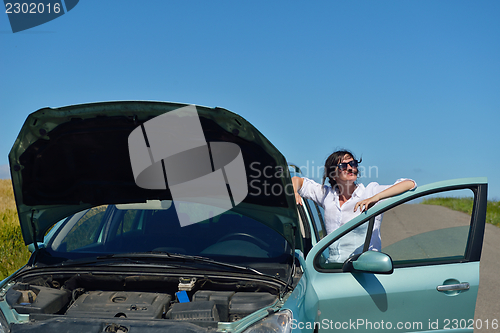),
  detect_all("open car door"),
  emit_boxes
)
[304,178,487,332]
